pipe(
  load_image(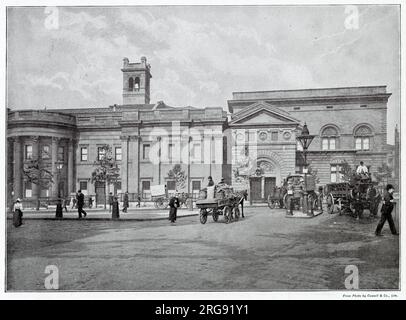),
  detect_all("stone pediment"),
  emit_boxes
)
[230,102,300,126]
